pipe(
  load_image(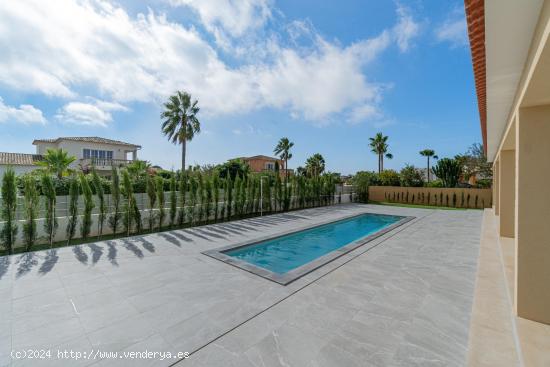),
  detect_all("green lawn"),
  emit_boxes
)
[368,201,471,210]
